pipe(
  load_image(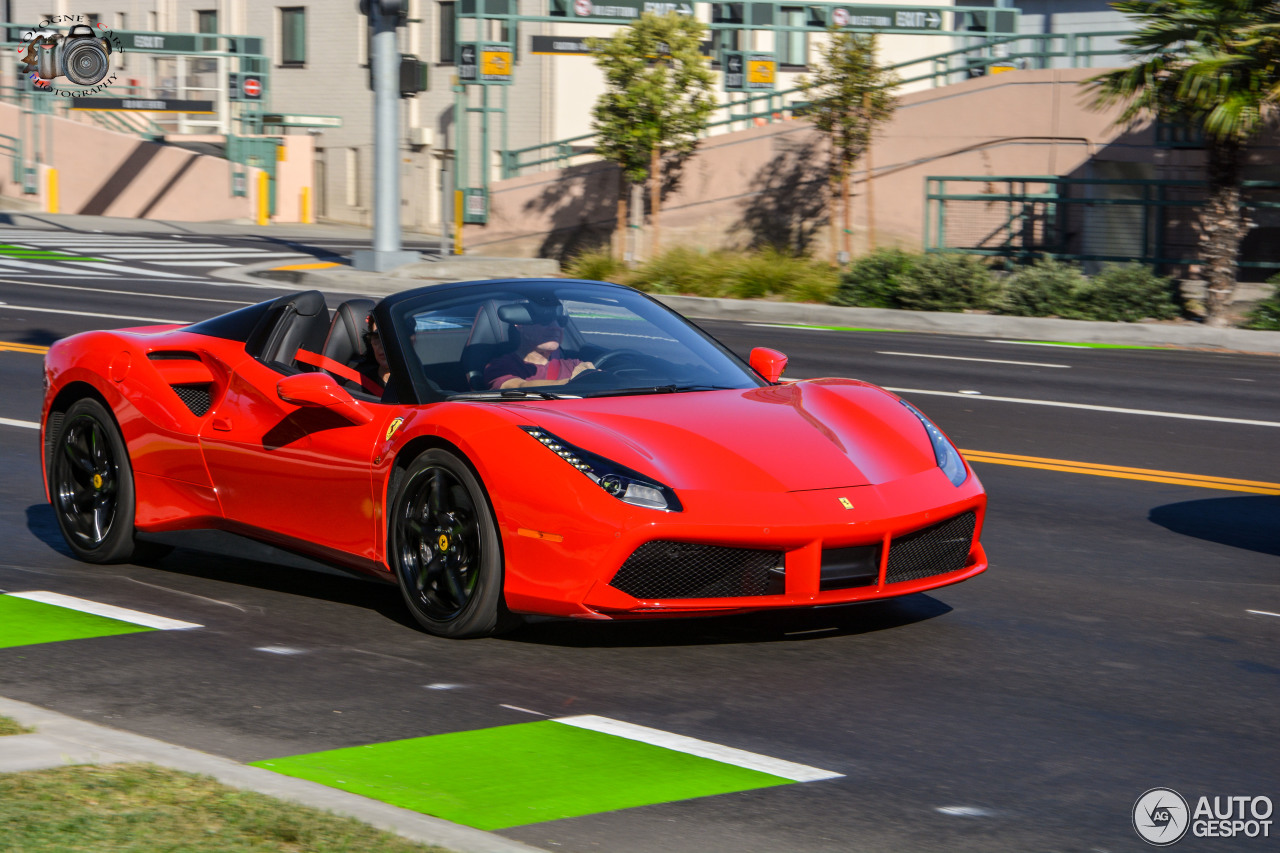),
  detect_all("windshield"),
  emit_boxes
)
[384,280,764,401]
